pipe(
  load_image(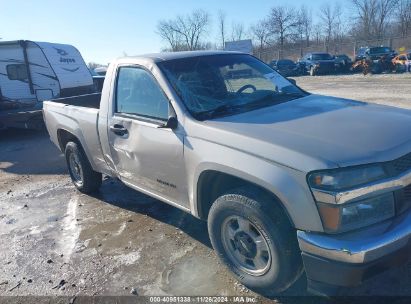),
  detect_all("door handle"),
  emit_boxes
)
[110,124,128,136]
